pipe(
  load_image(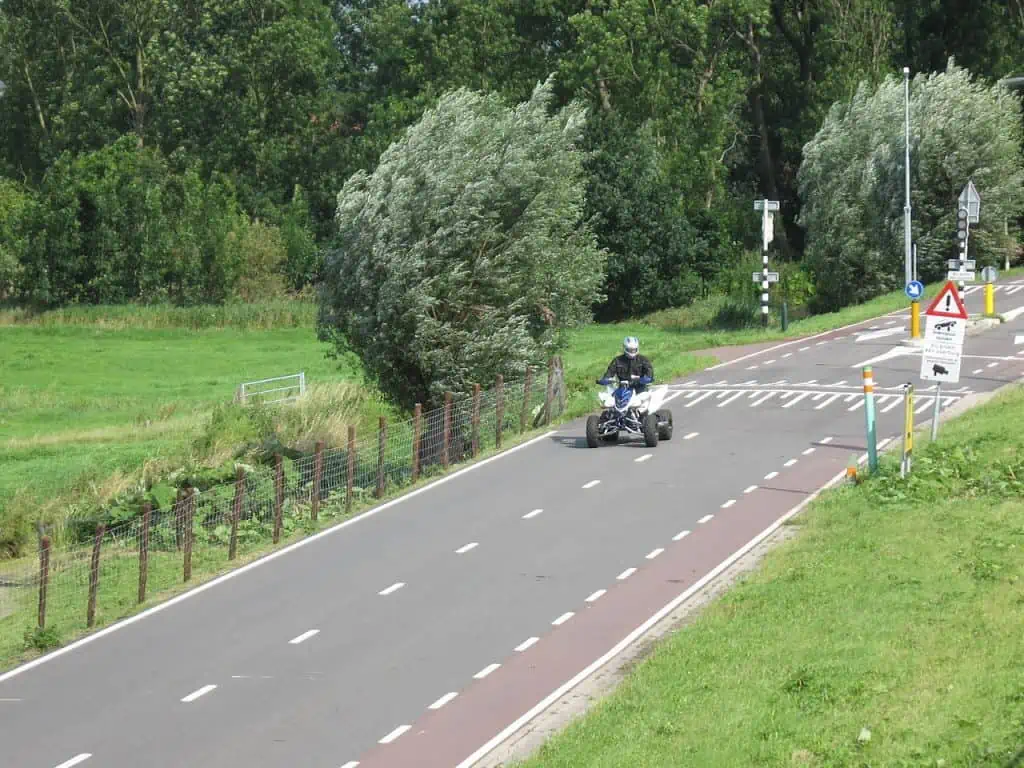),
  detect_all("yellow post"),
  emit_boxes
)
[910,300,921,338]
[985,283,995,316]
[901,383,914,478]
